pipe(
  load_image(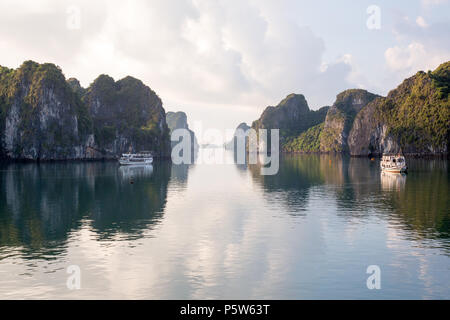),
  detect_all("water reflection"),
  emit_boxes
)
[247,154,449,246]
[118,165,154,180]
[381,172,406,191]
[0,154,448,299]
[0,161,171,254]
